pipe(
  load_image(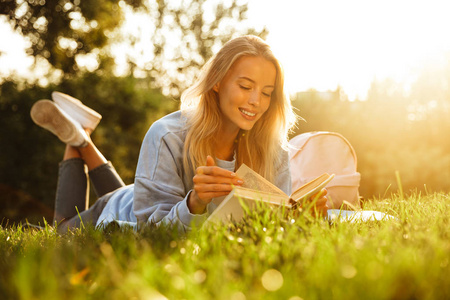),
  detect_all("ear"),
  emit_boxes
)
[213,82,220,93]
